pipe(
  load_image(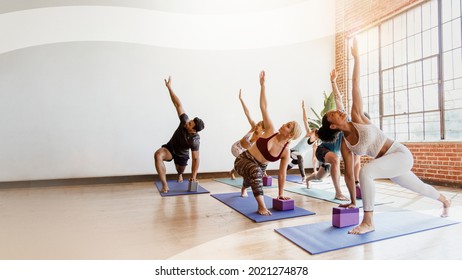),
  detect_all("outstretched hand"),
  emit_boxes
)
[259,70,265,86]
[351,38,359,58]
[330,69,337,82]
[164,76,172,88]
